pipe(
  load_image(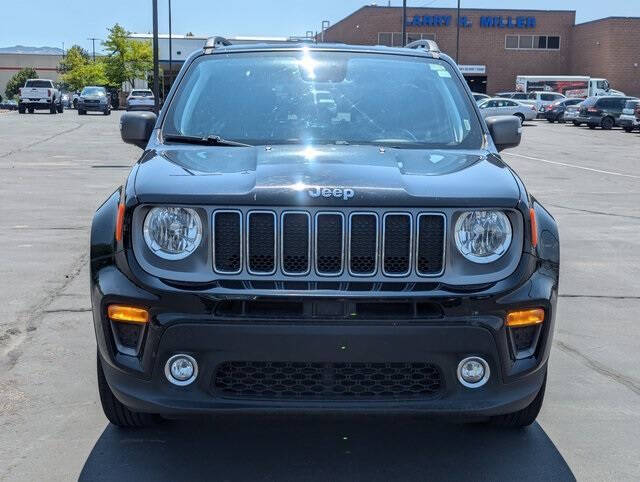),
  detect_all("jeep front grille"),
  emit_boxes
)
[212,209,446,280]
